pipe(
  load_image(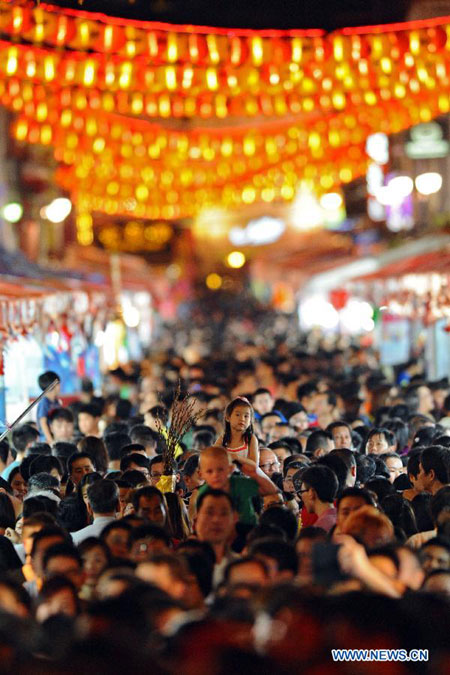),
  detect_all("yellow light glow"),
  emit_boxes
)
[226,251,246,268]
[206,273,222,290]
